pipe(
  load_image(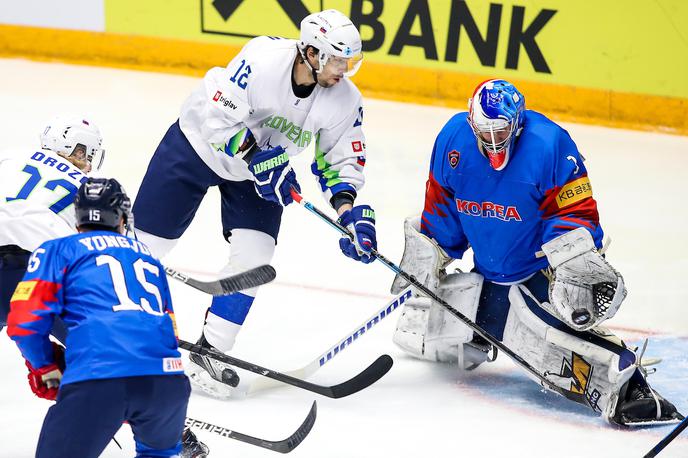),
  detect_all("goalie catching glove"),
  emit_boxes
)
[541,227,627,331]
